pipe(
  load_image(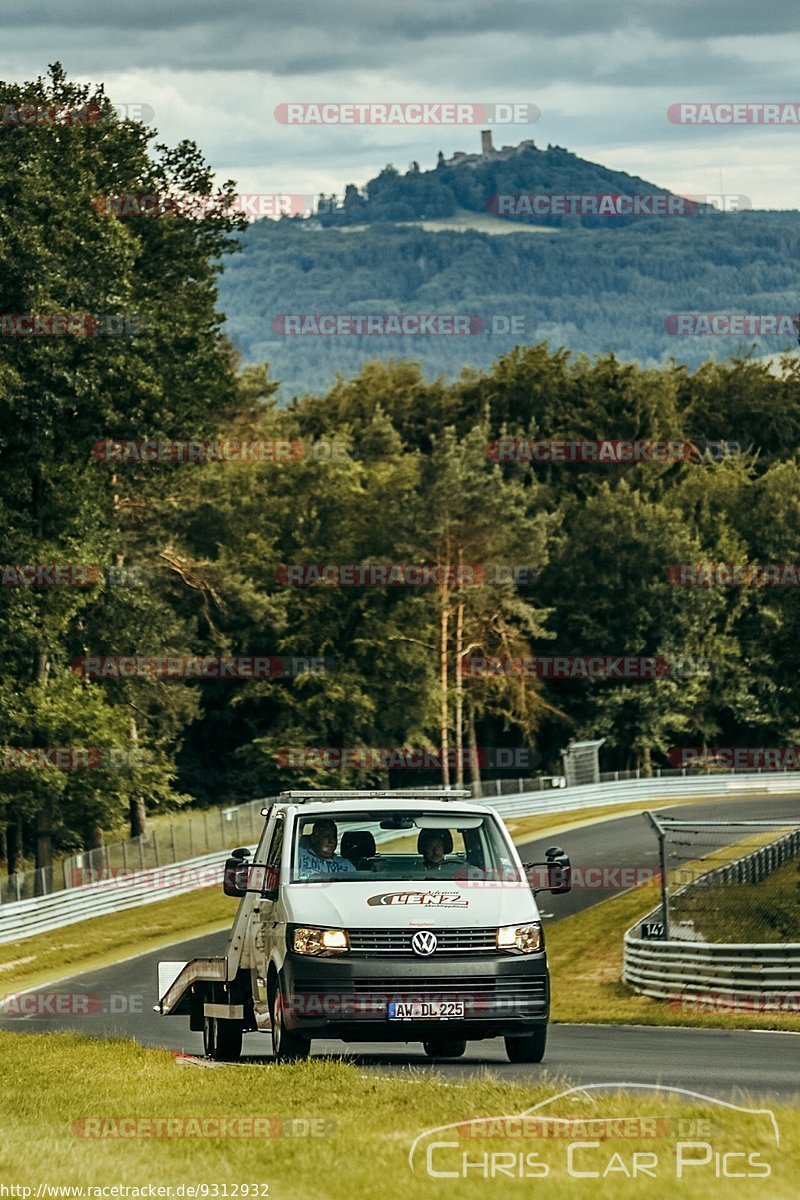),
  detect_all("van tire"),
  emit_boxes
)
[270,978,311,1062]
[504,1026,547,1063]
[203,1015,243,1062]
[423,1039,467,1059]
